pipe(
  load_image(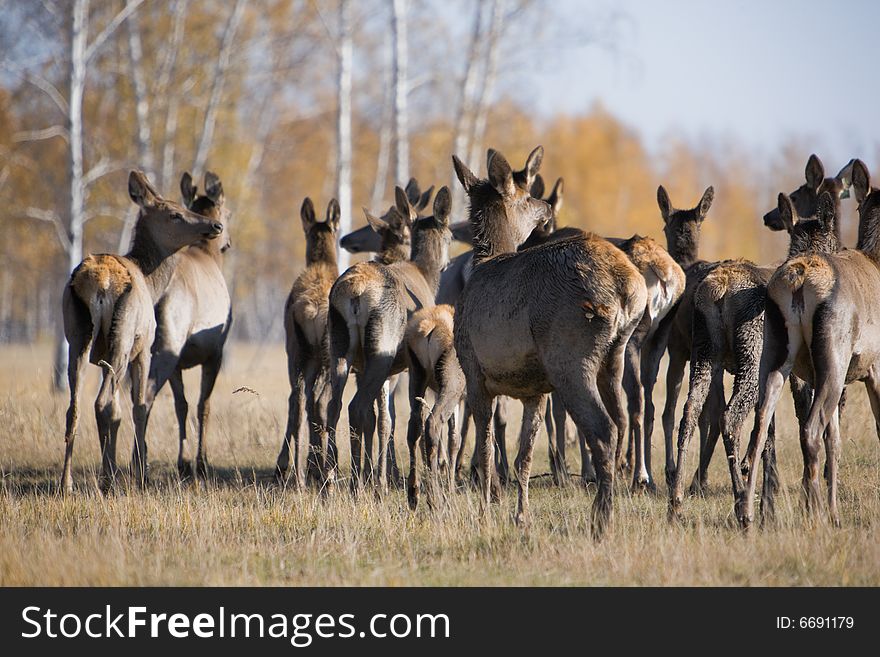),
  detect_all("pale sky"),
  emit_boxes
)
[526,0,880,164]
